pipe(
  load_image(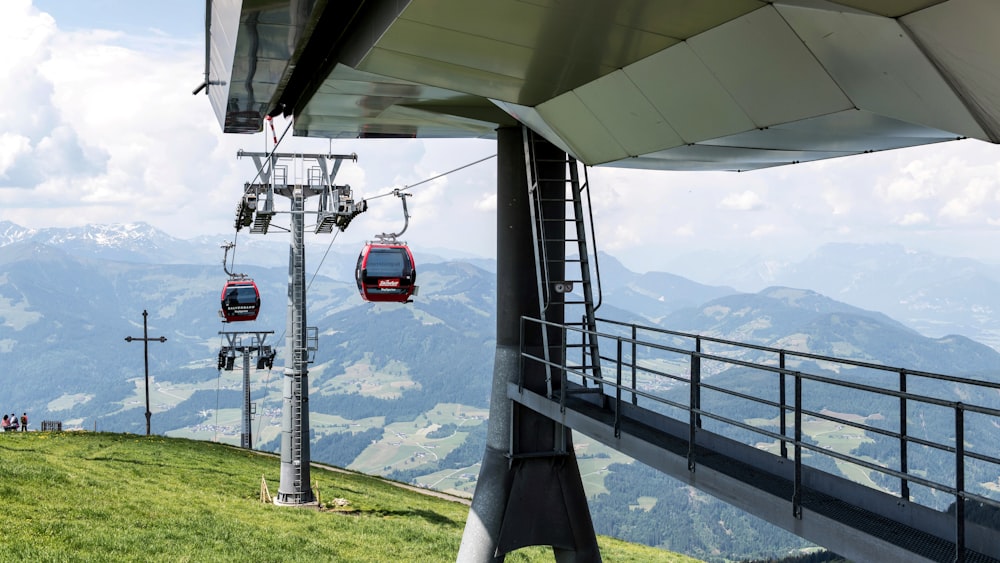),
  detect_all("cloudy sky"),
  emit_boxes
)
[4,0,1000,280]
